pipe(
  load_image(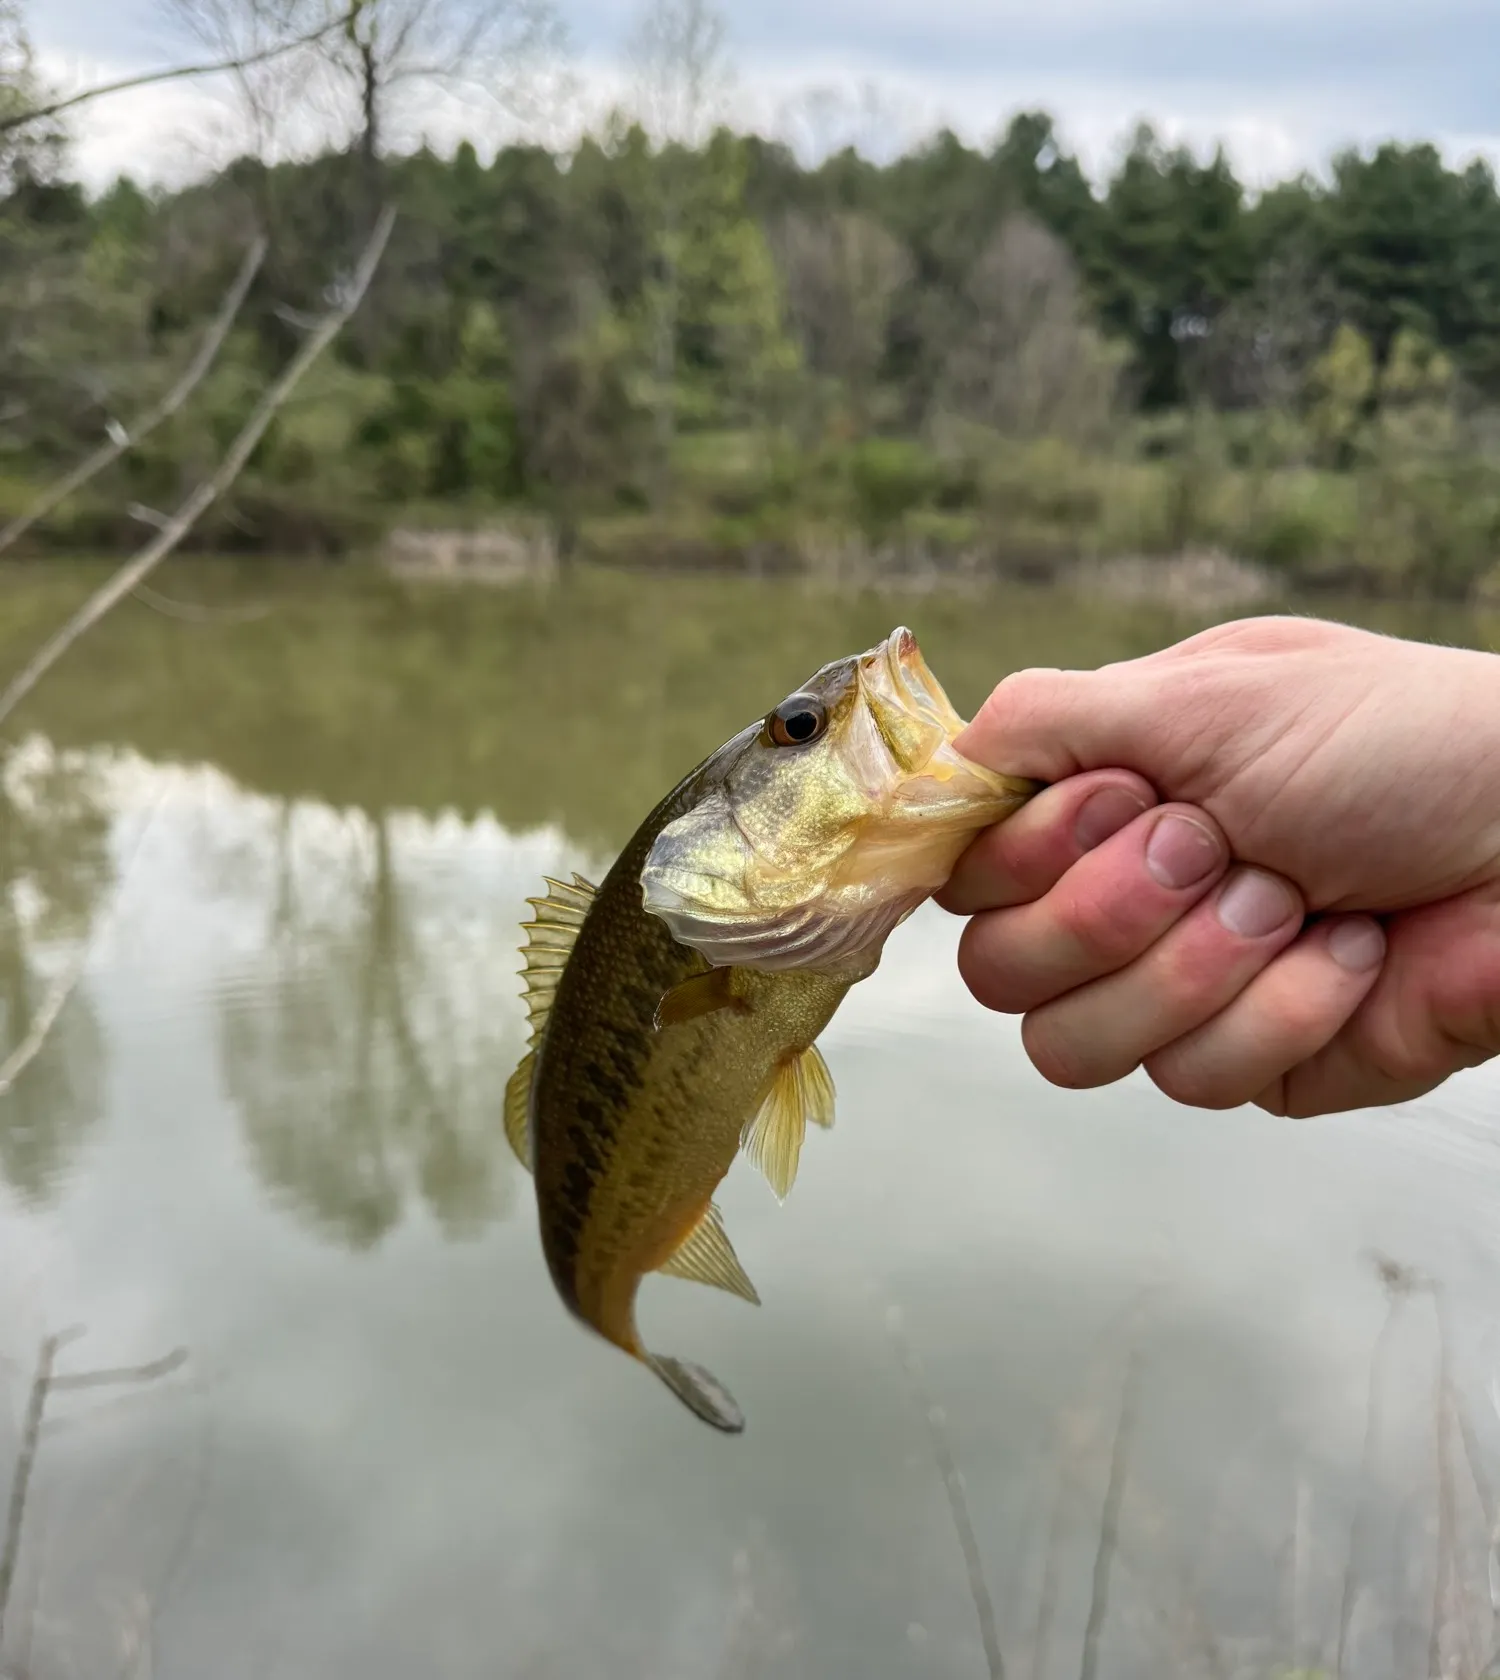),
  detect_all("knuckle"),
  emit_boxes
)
[1051,877,1153,970]
[1145,1052,1243,1112]
[1022,1010,1119,1090]
[957,915,1025,1013]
